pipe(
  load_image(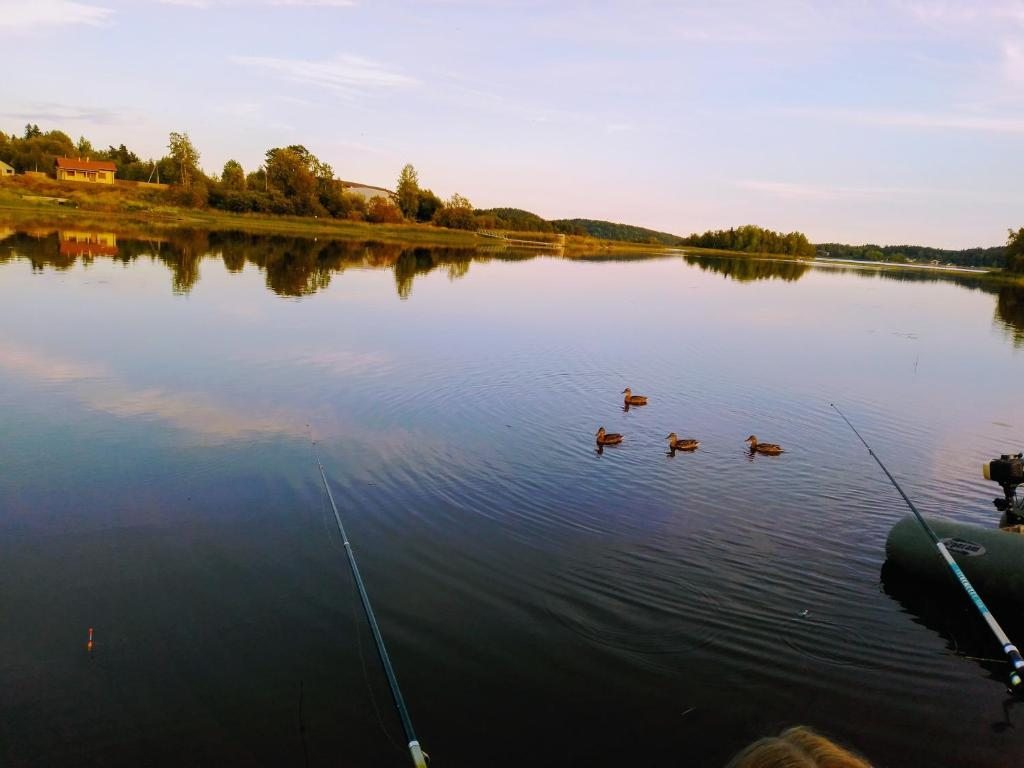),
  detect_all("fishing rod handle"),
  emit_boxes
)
[409,740,428,768]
